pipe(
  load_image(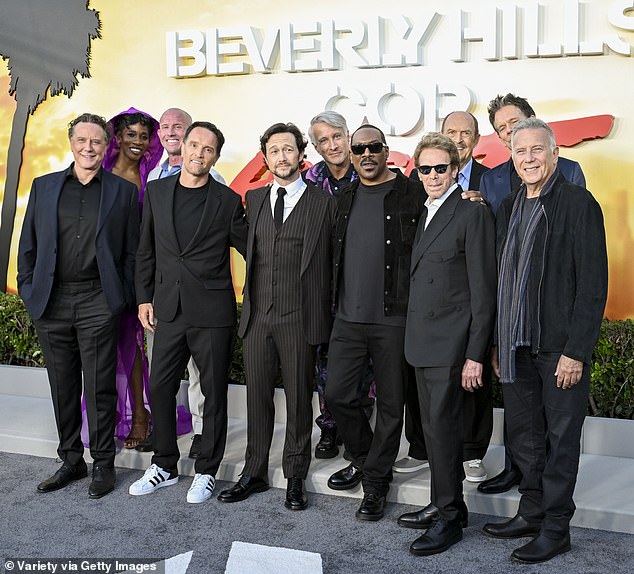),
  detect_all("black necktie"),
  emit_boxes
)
[274,187,286,229]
